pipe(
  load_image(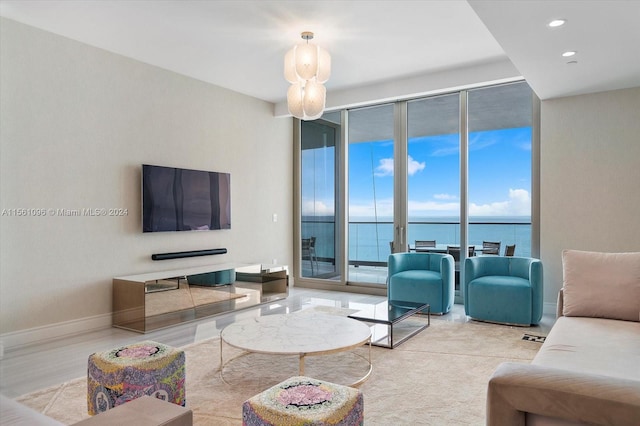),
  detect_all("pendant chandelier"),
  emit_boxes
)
[284,32,331,121]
